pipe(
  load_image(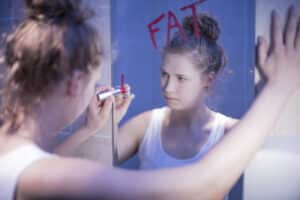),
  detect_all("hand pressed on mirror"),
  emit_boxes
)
[258,6,300,94]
